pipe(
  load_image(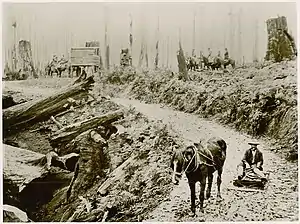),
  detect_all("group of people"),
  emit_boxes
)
[46,54,70,77]
[49,54,68,68]
[201,48,230,64]
[186,48,233,71]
